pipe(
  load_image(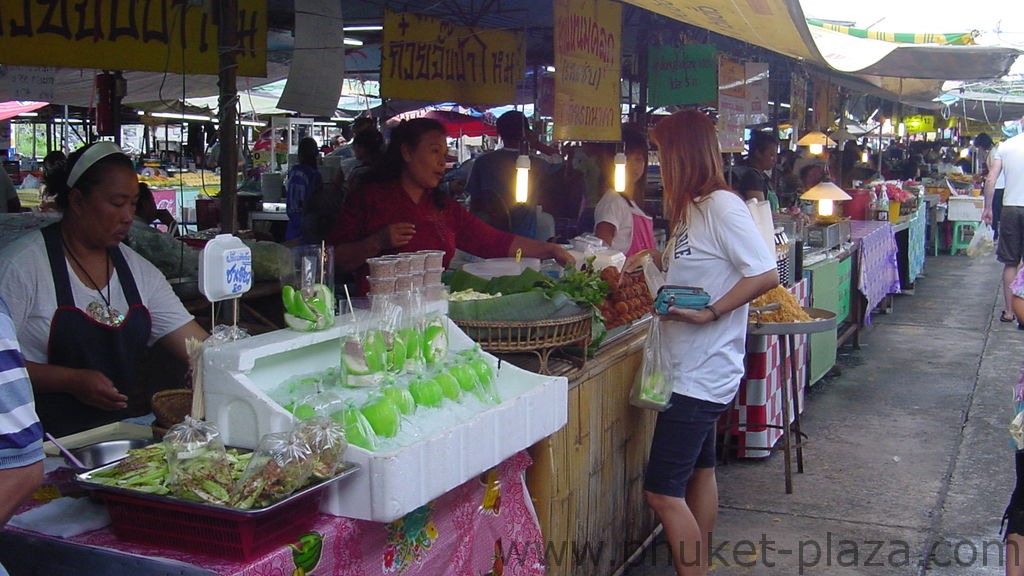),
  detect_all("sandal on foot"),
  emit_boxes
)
[1001,311,1016,323]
